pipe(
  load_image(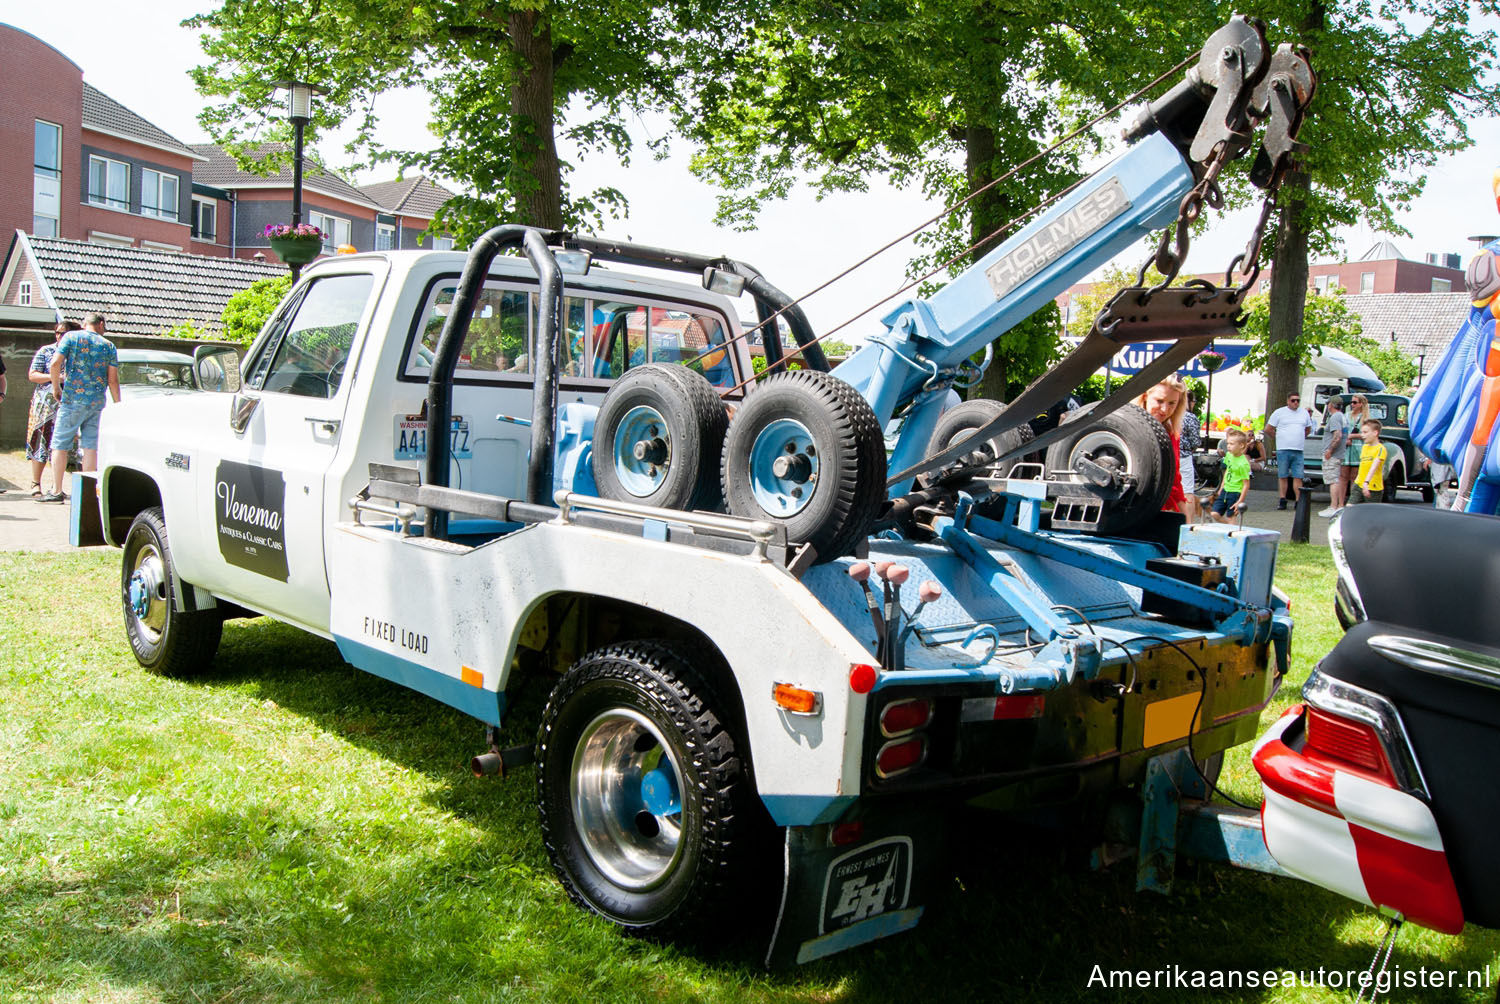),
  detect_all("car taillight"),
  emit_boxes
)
[1304,706,1396,785]
[876,736,927,778]
[879,698,933,737]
